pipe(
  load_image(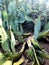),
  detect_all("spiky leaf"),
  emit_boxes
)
[34,18,41,39]
[10,29,16,52]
